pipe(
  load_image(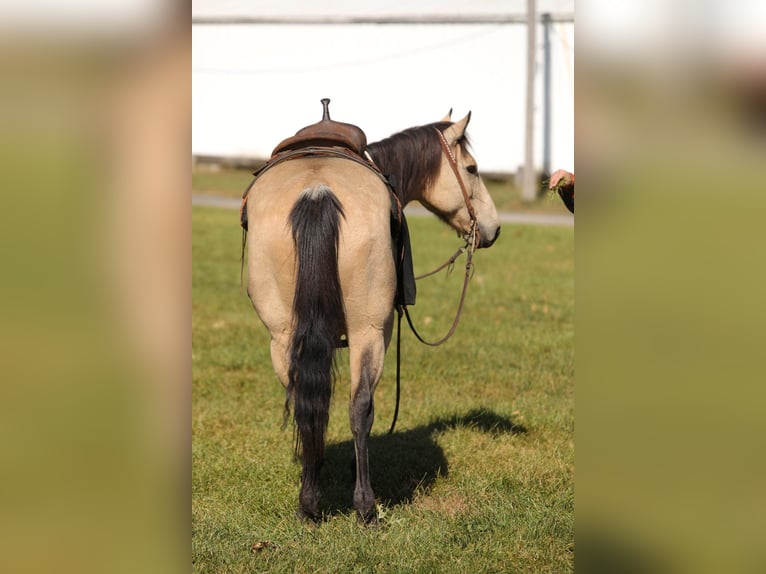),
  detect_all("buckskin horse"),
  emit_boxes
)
[242,99,500,524]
